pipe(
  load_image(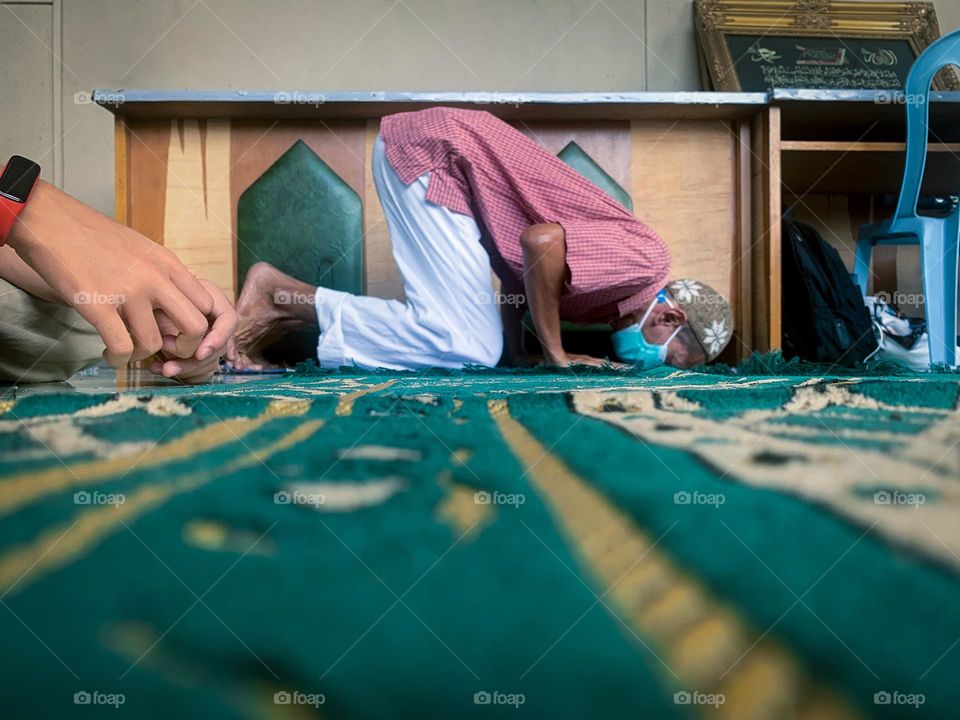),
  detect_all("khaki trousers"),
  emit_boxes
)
[0,278,104,383]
